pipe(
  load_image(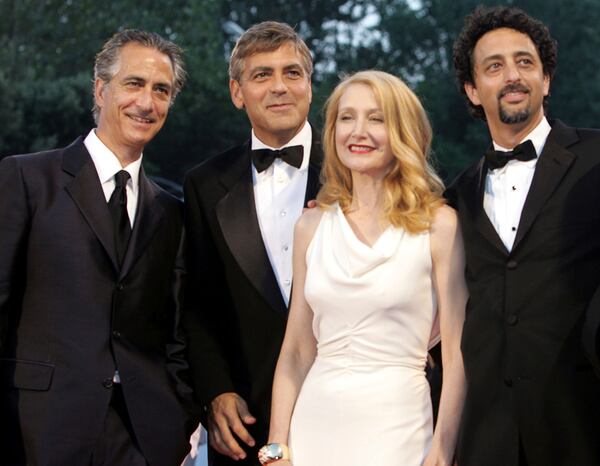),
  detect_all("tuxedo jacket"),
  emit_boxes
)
[0,137,194,466]
[447,120,600,466]
[183,134,321,465]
